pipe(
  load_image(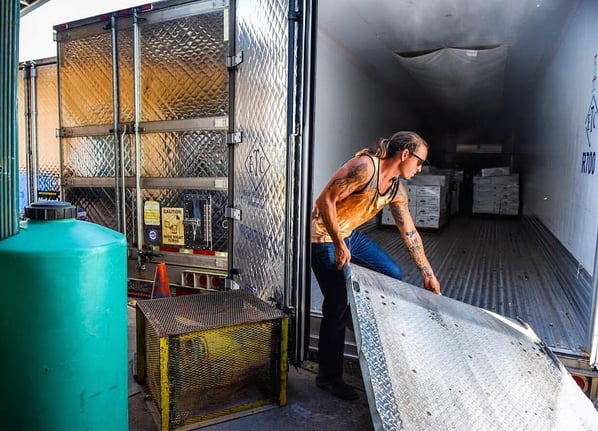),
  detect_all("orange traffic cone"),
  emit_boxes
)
[151,262,171,299]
